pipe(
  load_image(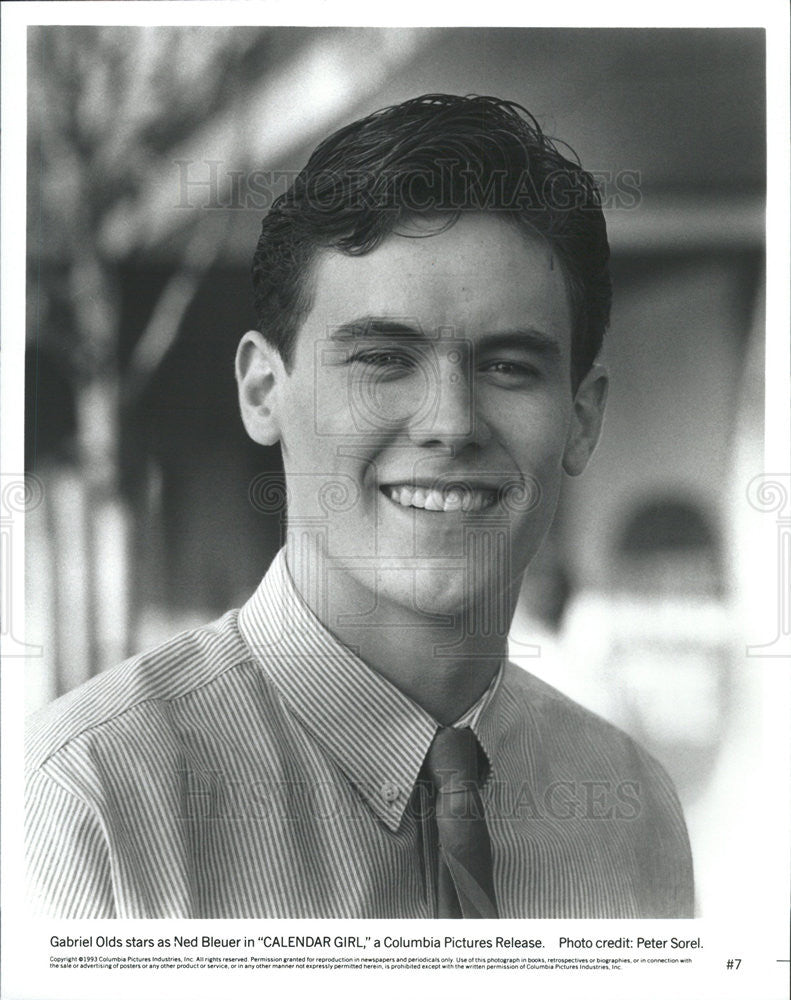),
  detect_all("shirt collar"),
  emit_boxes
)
[457,667,503,778]
[238,548,504,830]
